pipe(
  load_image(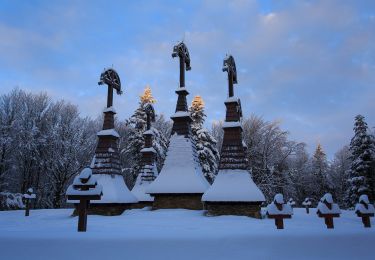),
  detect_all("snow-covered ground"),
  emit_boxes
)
[0,208,374,260]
